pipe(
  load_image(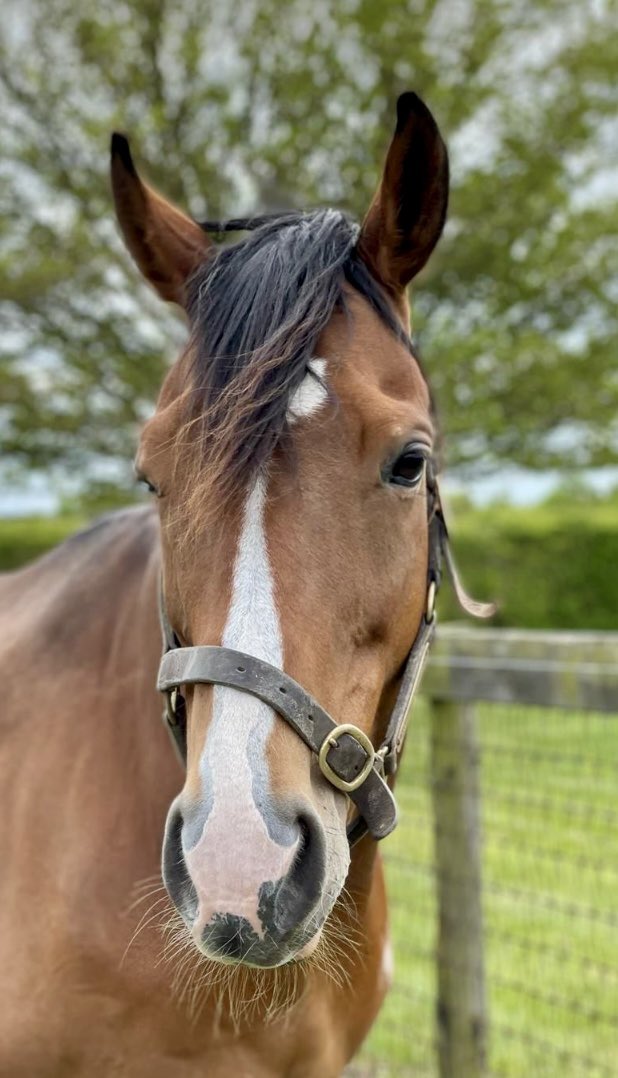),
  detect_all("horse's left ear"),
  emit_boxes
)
[357,92,449,292]
[110,132,211,307]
